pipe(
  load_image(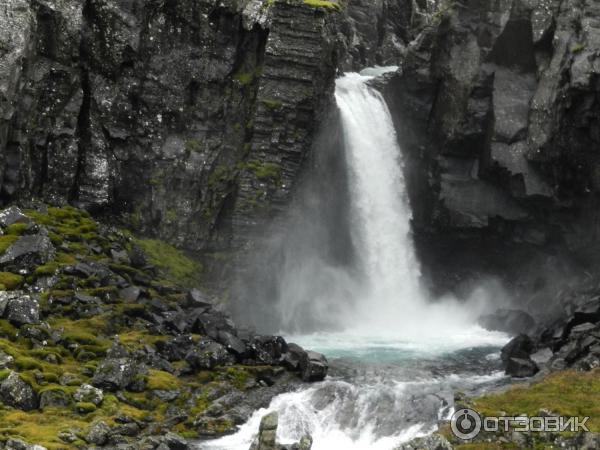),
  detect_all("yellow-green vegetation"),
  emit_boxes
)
[572,43,585,53]
[0,271,24,290]
[233,66,262,86]
[243,160,282,183]
[260,98,283,110]
[472,369,600,432]
[134,238,202,287]
[147,369,182,391]
[303,0,342,10]
[5,222,29,235]
[0,234,19,254]
[208,164,236,189]
[184,138,202,153]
